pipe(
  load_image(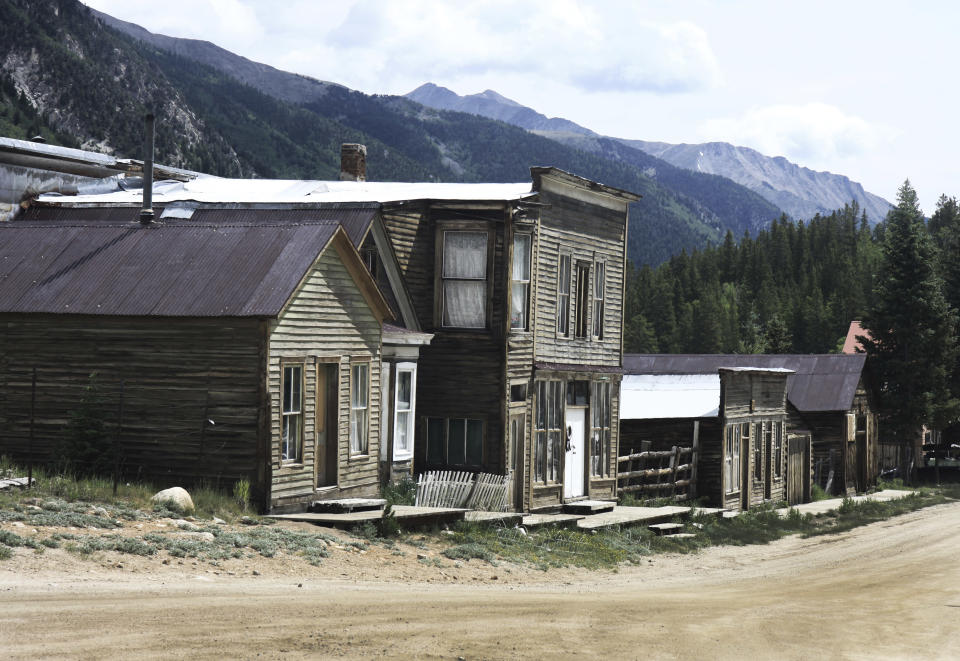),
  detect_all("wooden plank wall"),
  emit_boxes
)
[0,314,262,487]
[533,190,625,368]
[267,248,382,510]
